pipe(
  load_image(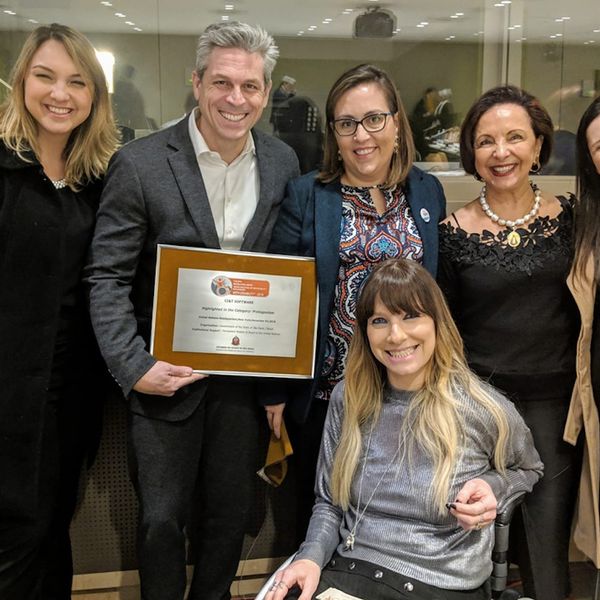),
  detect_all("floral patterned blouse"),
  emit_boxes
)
[314,183,423,401]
